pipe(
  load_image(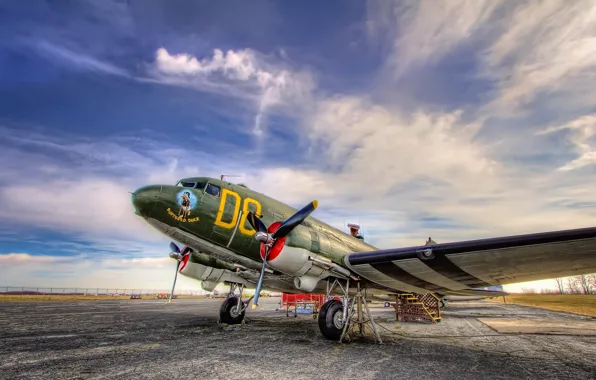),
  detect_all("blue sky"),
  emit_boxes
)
[1,0,596,292]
